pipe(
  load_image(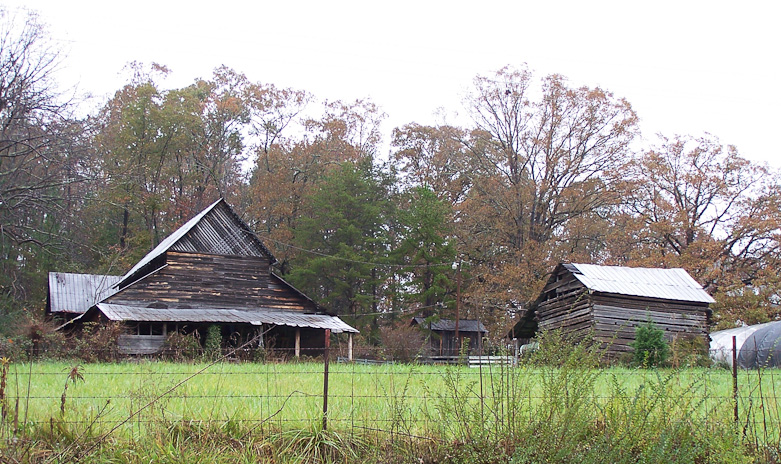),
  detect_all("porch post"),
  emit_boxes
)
[347,332,353,362]
[295,328,301,358]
